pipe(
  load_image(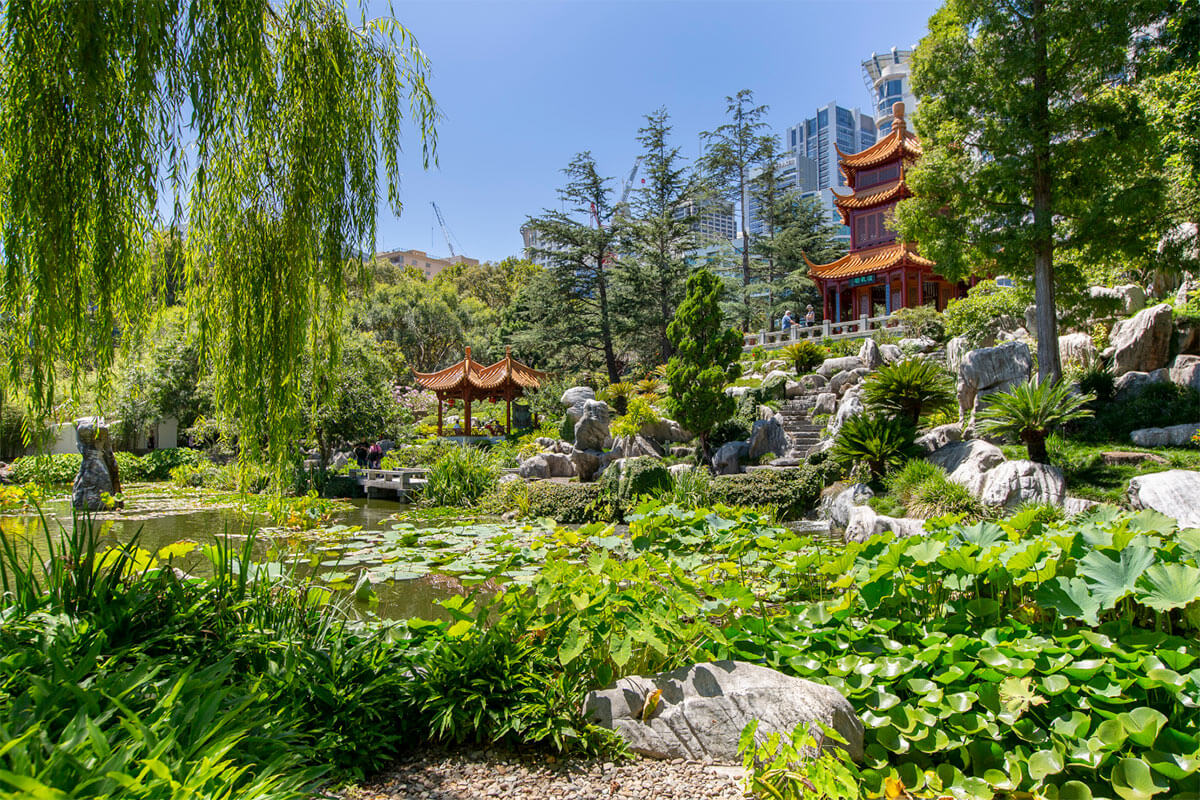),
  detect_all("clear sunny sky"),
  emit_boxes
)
[375,0,942,262]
